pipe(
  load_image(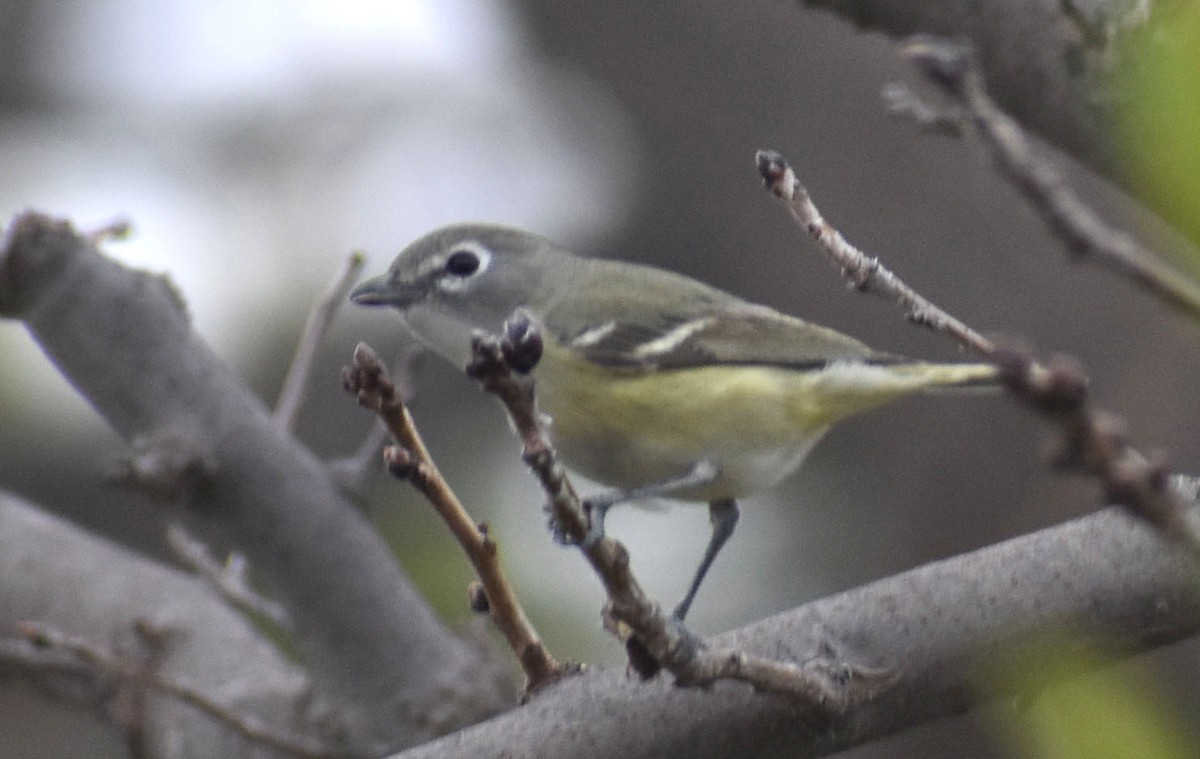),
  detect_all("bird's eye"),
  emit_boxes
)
[445,249,480,277]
